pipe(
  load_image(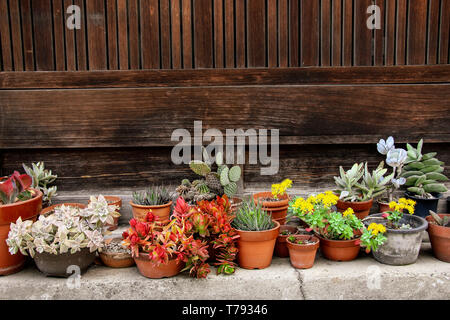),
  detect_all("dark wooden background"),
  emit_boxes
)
[0,0,449,203]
